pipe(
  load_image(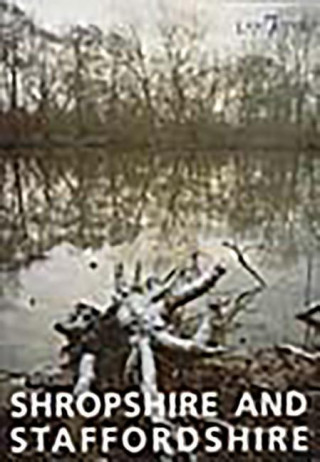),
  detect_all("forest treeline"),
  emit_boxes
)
[0,1,320,149]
